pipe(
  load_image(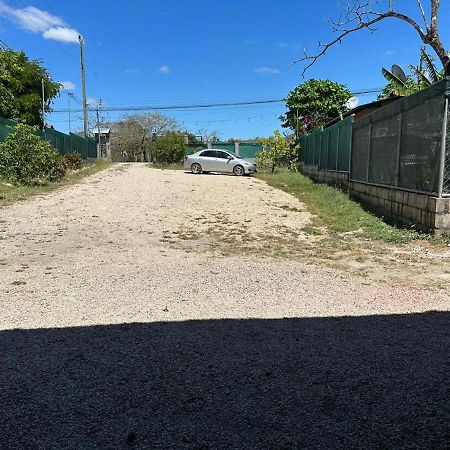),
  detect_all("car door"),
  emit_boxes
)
[198,150,217,171]
[214,151,234,173]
